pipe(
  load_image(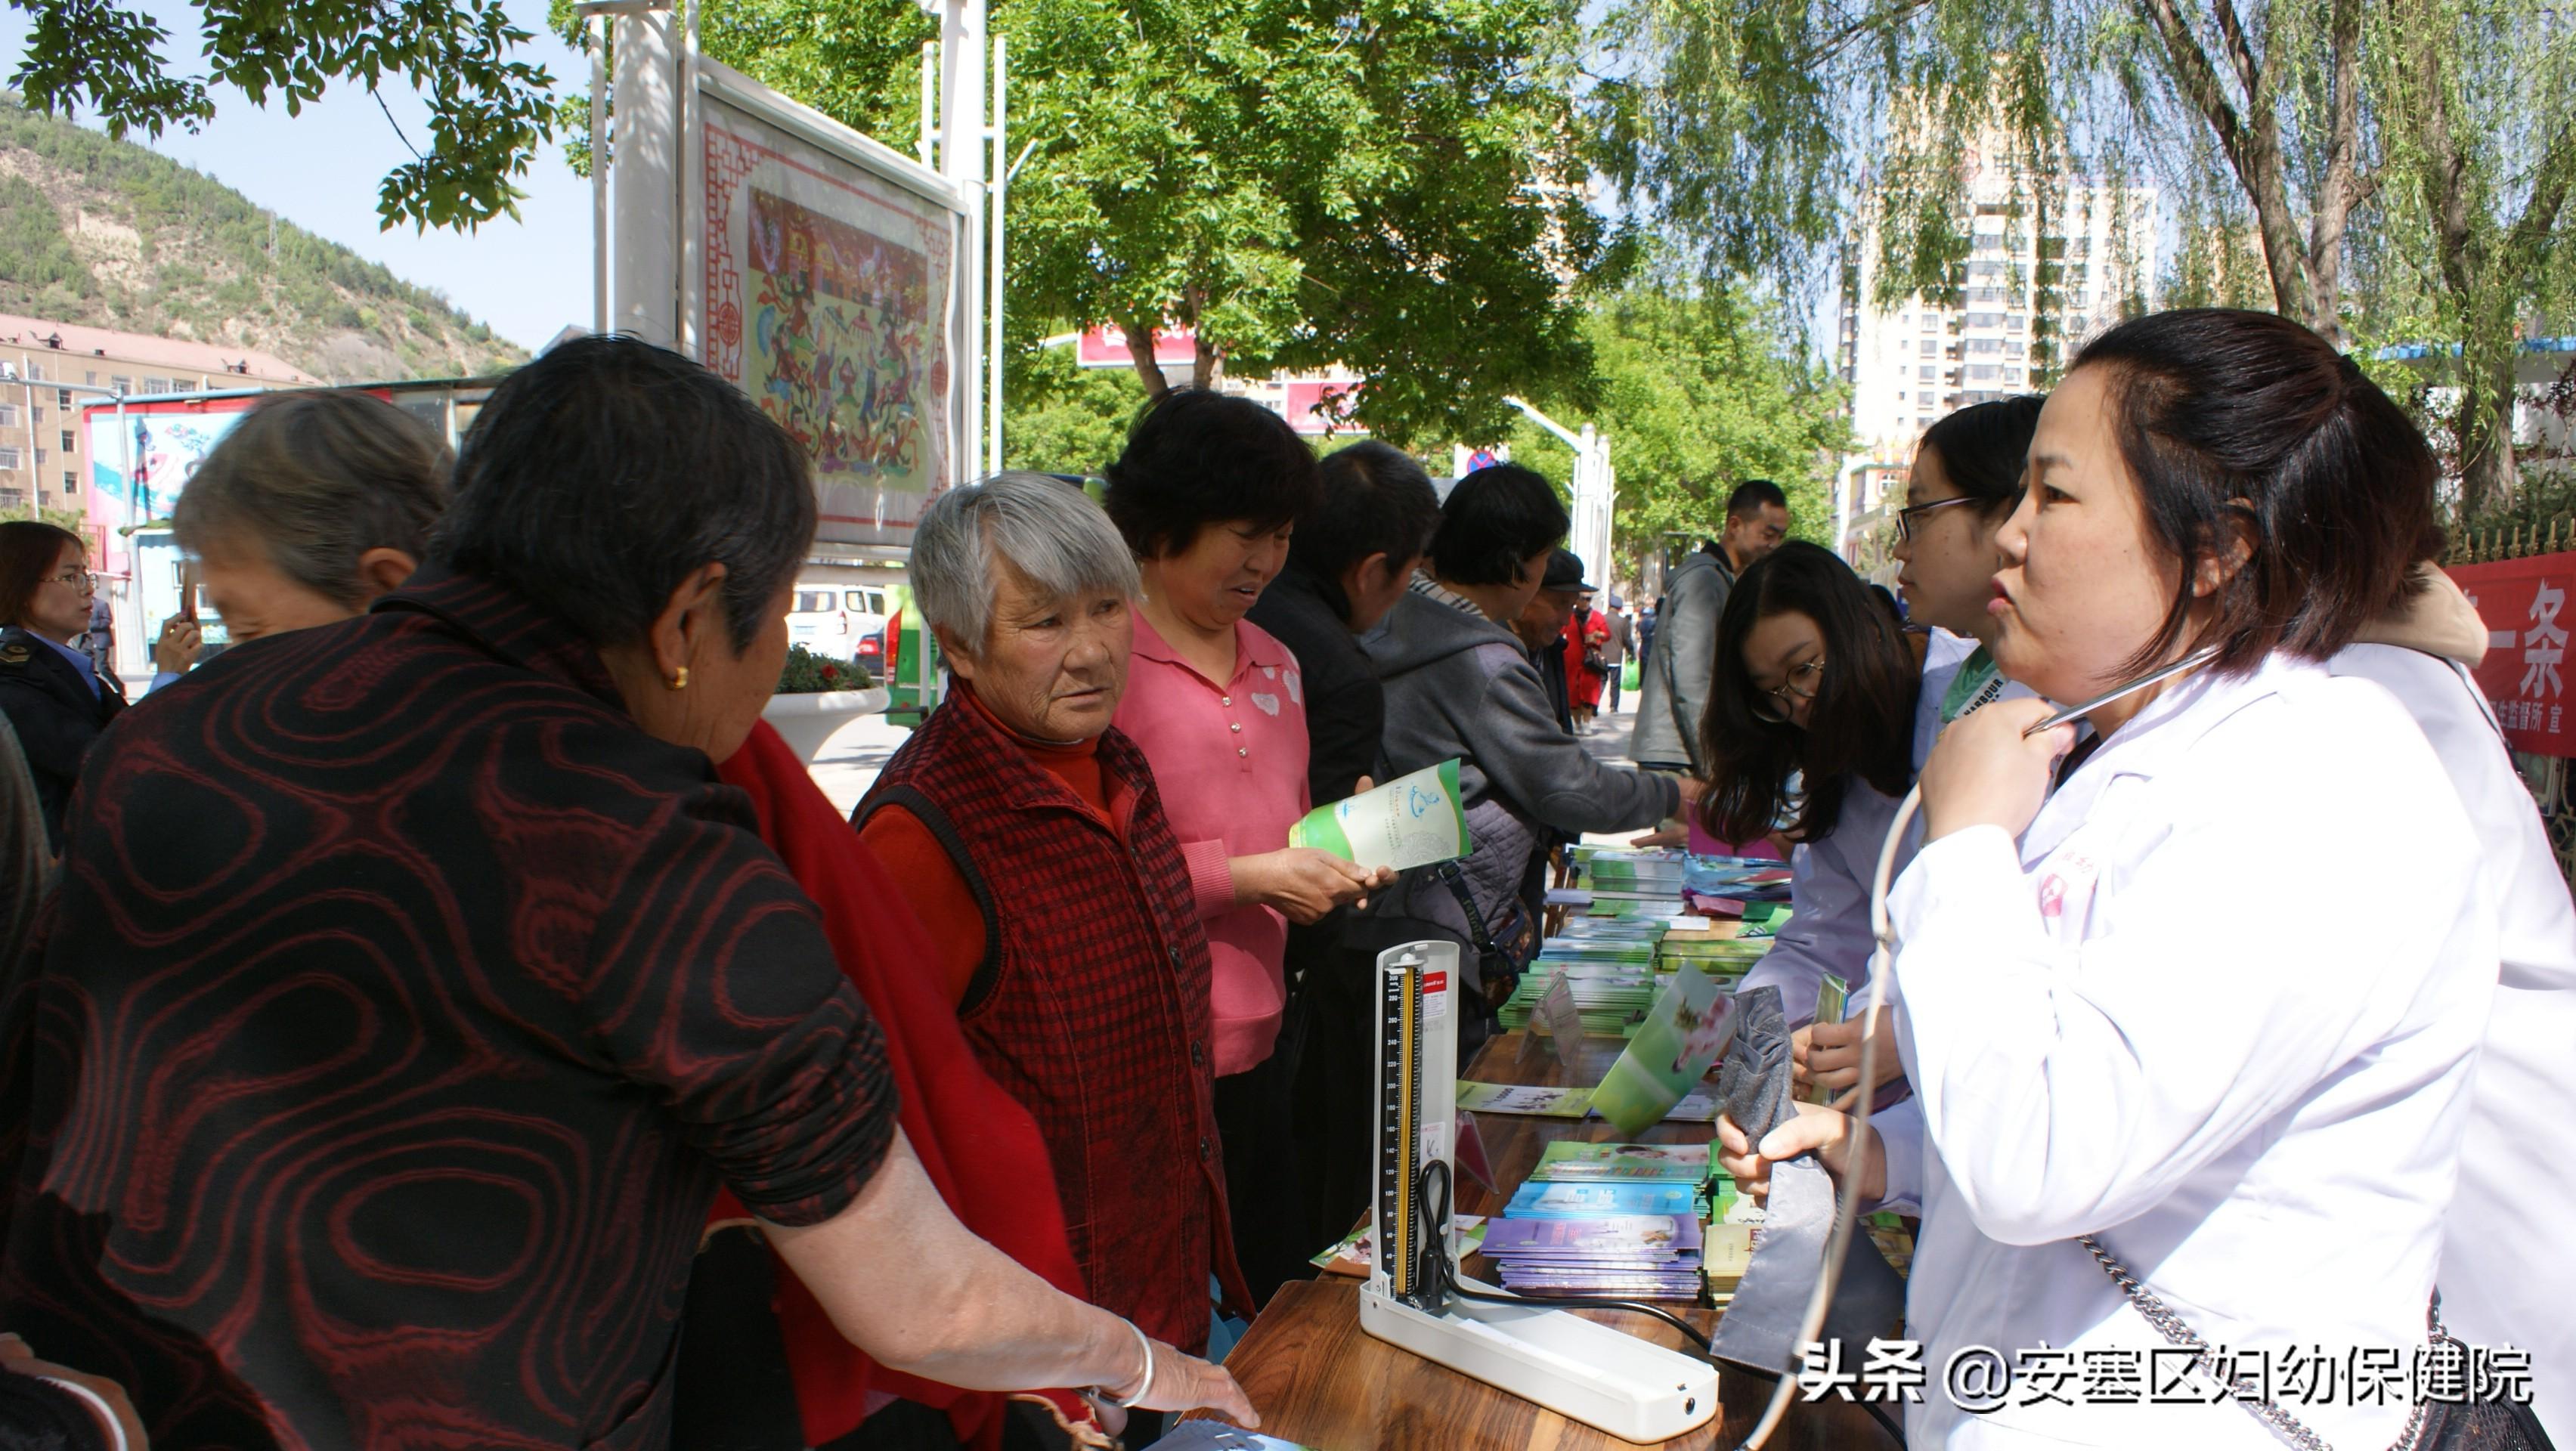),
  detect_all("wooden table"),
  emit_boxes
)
[1189,1029,1896,1451]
